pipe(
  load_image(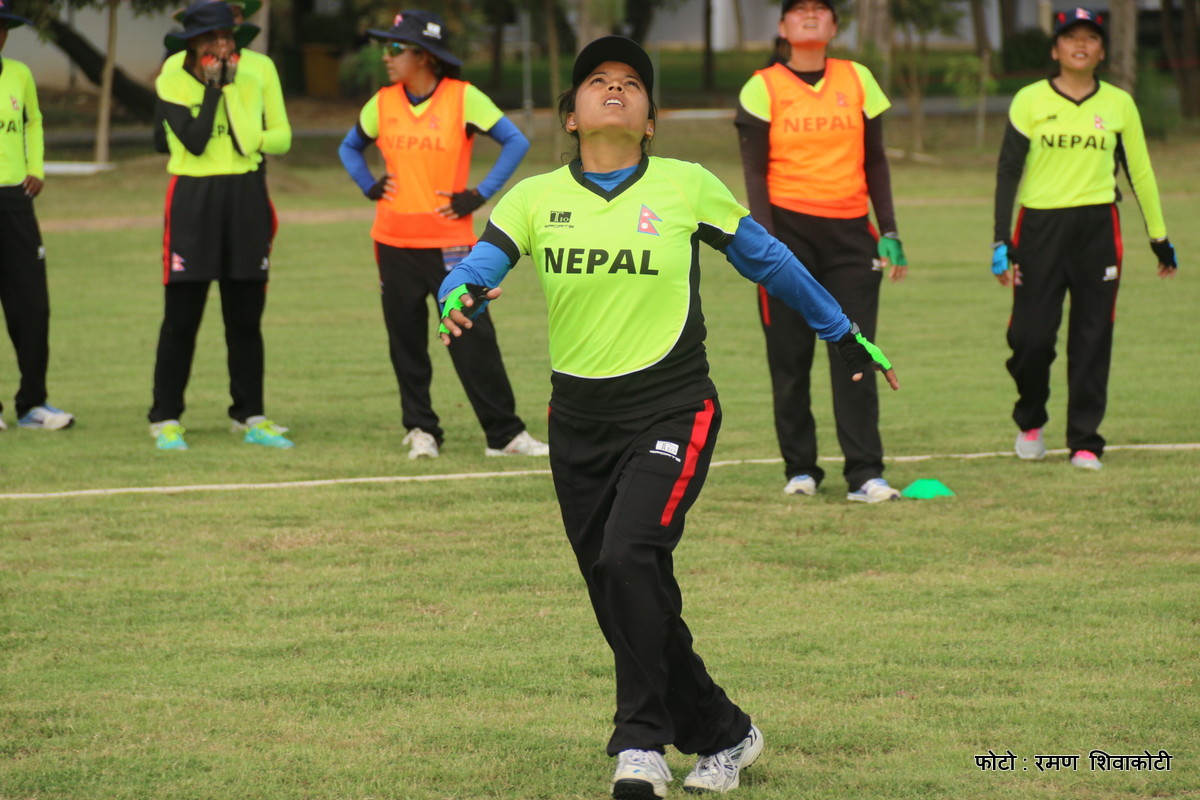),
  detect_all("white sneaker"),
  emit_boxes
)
[1070,450,1103,470]
[0,414,7,431]
[402,428,439,459]
[847,477,901,503]
[612,749,672,799]
[17,404,75,430]
[485,429,549,457]
[783,475,817,496]
[683,725,763,794]
[1015,427,1046,460]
